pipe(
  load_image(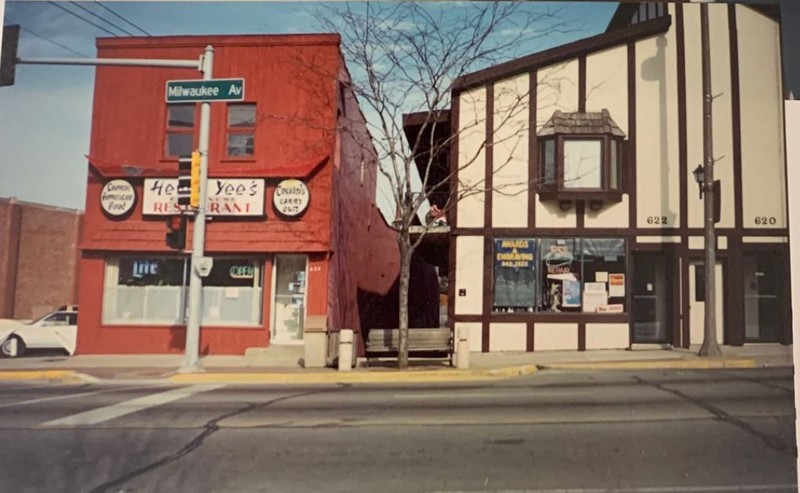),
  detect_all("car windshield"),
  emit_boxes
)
[27,310,76,326]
